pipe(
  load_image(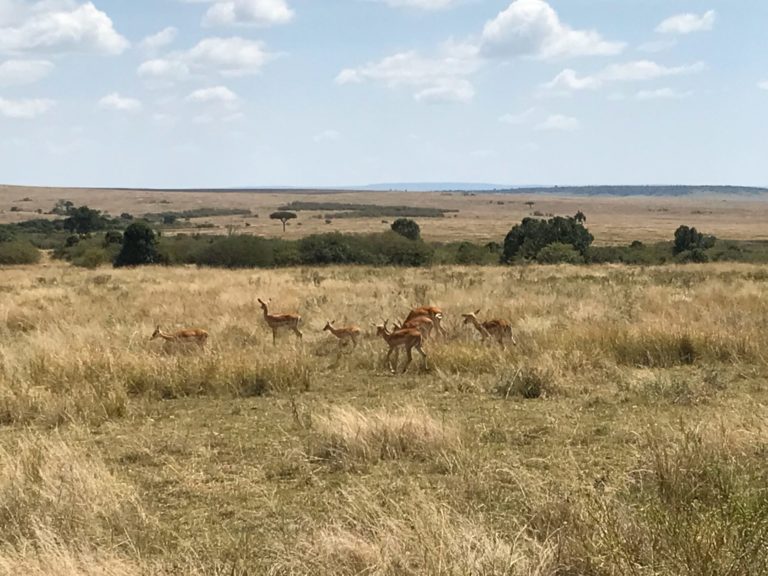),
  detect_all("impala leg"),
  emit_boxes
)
[352,335,358,348]
[386,347,397,373]
[293,326,303,340]
[416,344,428,370]
[402,345,413,373]
[272,328,277,346]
